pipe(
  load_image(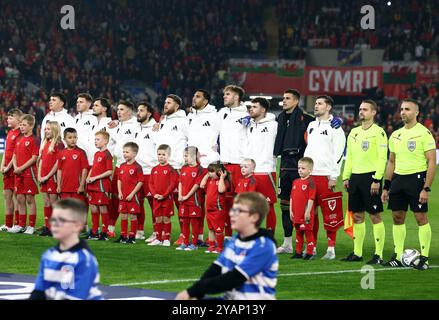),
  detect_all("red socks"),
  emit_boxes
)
[163,222,171,241]
[43,207,52,228]
[313,213,320,247]
[327,230,337,247]
[121,219,128,237]
[305,230,315,255]
[101,212,109,233]
[19,214,27,228]
[29,214,36,228]
[190,218,200,246]
[266,204,276,232]
[14,210,19,226]
[138,201,145,231]
[5,215,13,228]
[155,223,164,241]
[182,218,190,245]
[91,211,100,234]
[129,218,138,238]
[215,232,224,250]
[296,230,304,254]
